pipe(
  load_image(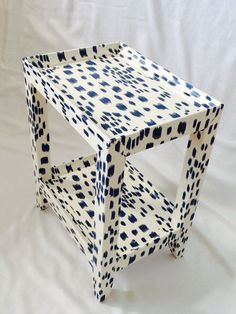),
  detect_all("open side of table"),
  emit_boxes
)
[22,42,224,302]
